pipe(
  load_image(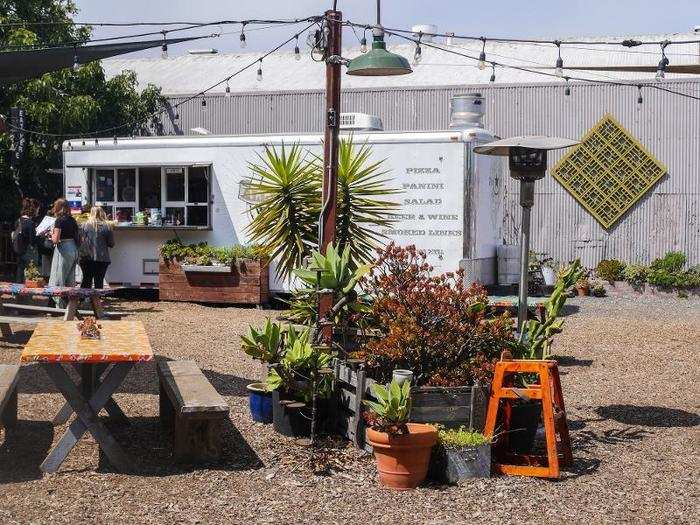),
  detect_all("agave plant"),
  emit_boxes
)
[240,319,283,363]
[245,138,399,281]
[245,143,320,280]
